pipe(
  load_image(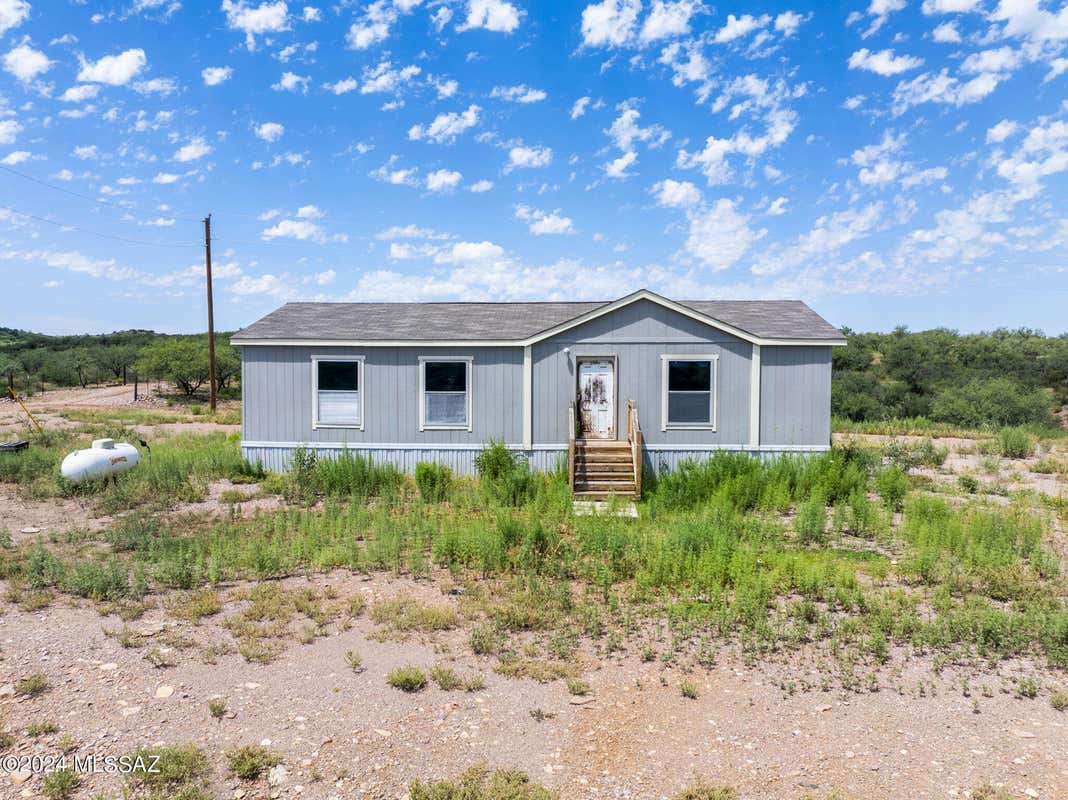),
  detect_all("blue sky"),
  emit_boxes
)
[1,0,1067,336]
